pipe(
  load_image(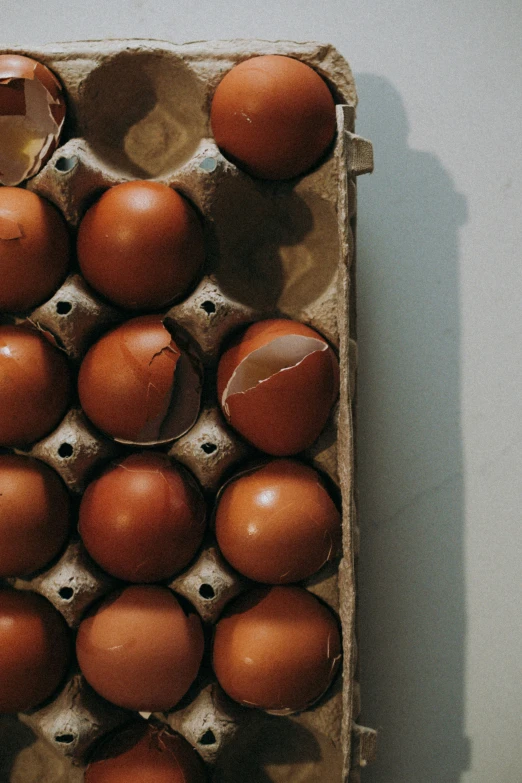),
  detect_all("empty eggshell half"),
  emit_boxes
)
[78,315,202,445]
[0,54,66,186]
[217,319,339,455]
